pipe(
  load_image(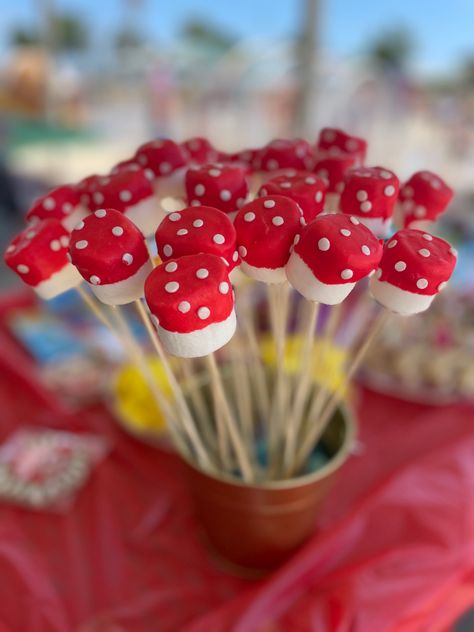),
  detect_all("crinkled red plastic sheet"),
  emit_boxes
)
[0,291,473,631]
